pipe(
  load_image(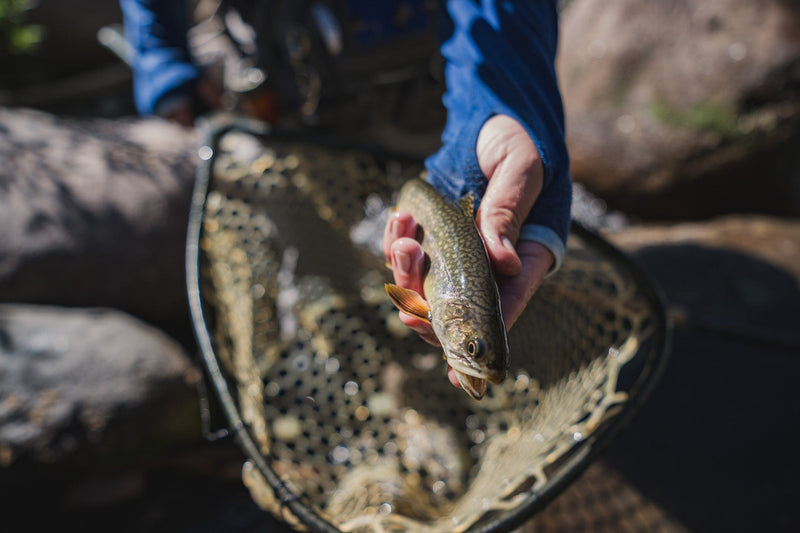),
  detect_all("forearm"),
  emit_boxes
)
[120,0,200,115]
[426,0,571,262]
